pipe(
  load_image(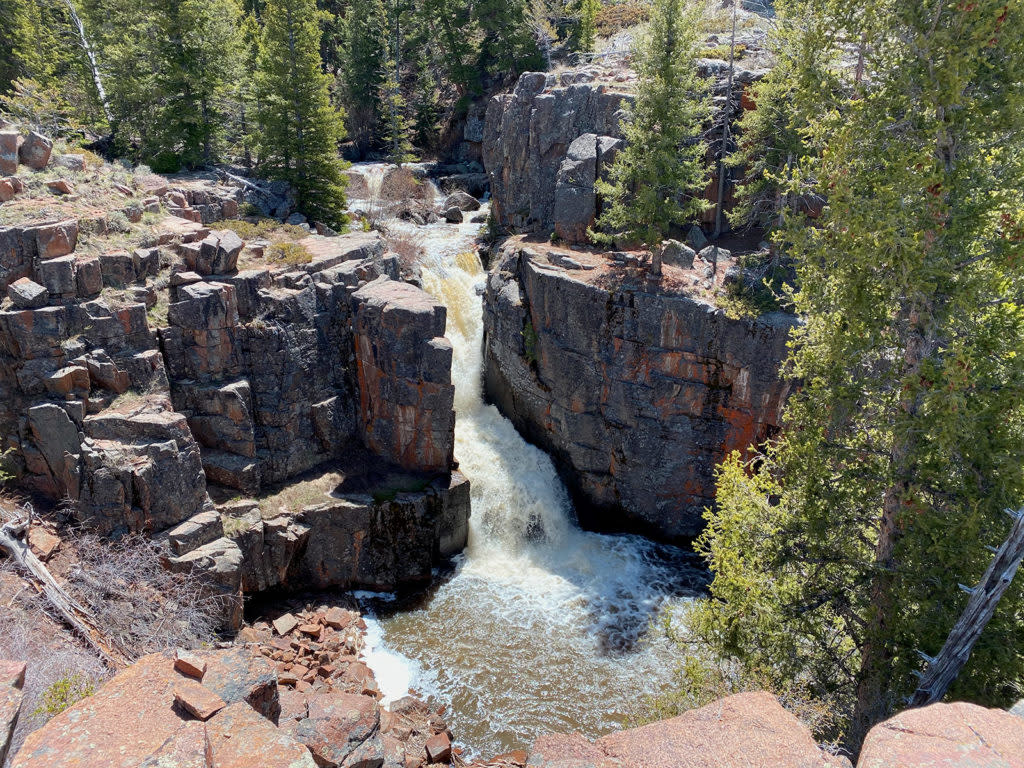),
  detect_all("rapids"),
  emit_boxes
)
[349,164,706,758]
